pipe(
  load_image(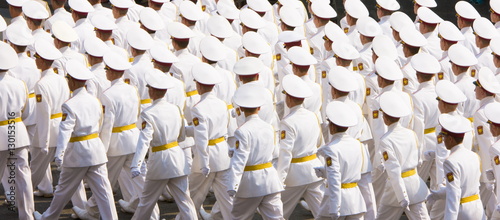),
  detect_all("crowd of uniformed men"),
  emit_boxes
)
[2,0,500,219]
